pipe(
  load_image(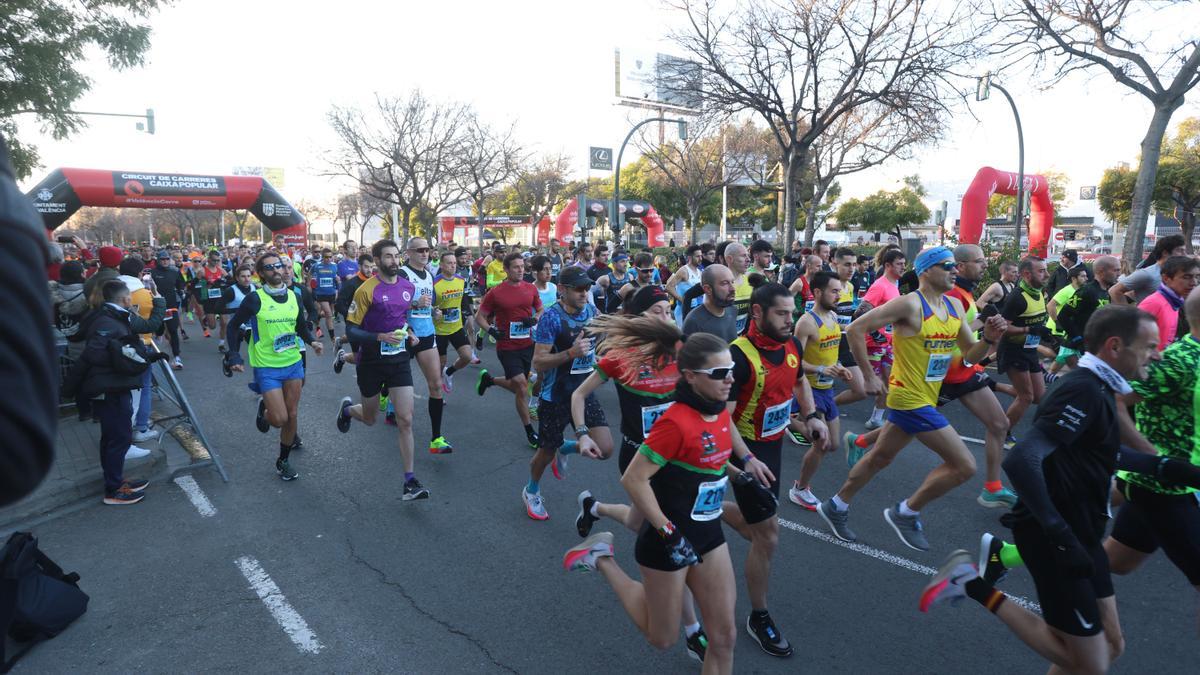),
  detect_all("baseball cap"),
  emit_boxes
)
[156,251,170,260]
[559,266,594,288]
